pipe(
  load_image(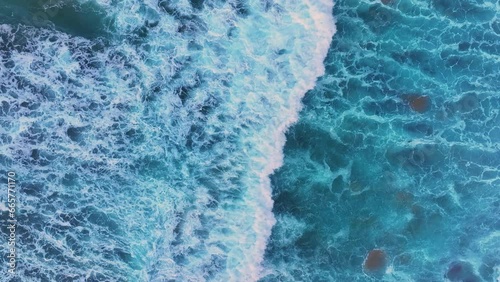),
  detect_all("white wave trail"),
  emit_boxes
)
[234,0,336,280]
